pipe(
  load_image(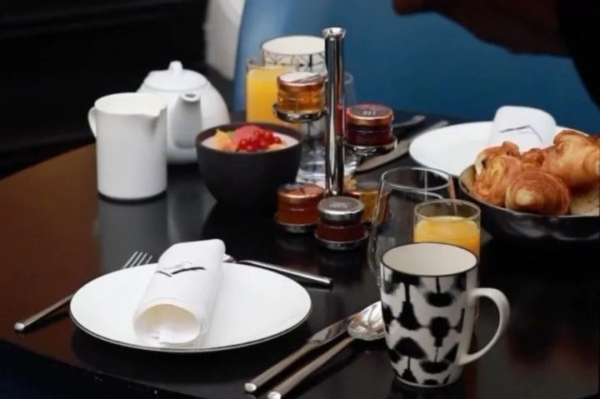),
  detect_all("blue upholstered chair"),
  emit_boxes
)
[233,0,599,131]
